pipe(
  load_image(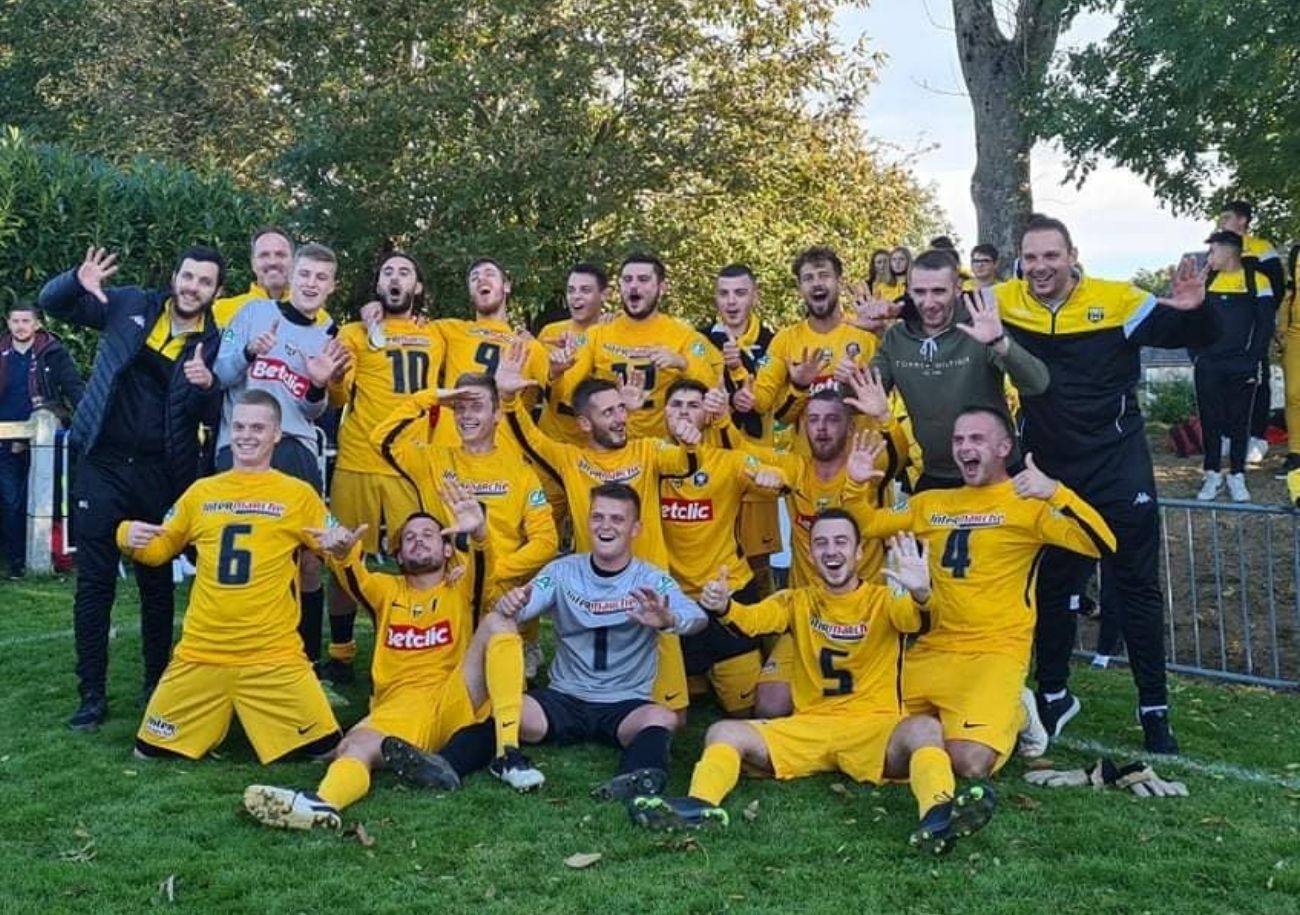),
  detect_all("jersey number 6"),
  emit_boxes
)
[218,523,253,585]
